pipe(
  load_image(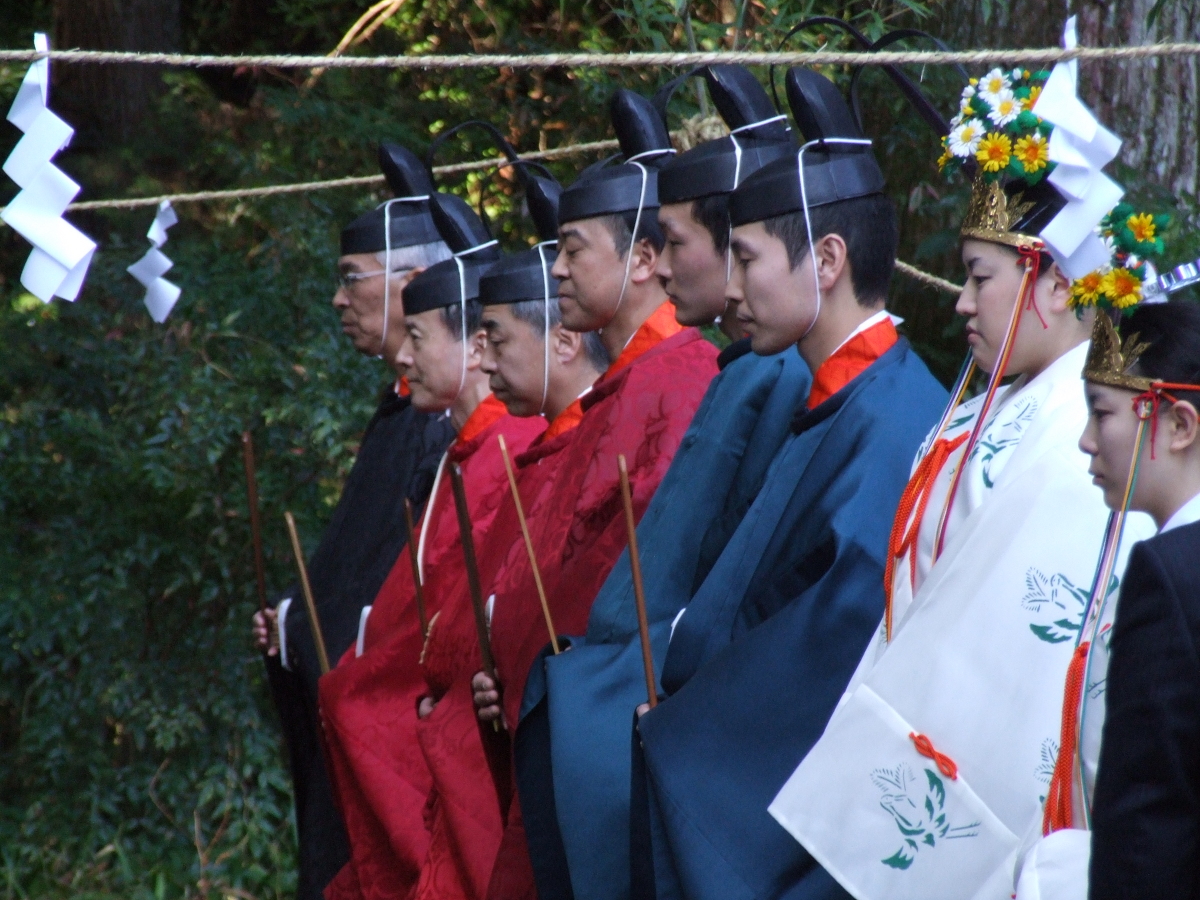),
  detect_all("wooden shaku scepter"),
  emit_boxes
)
[498,434,559,654]
[448,462,502,732]
[618,454,657,709]
[284,511,331,675]
[403,498,429,638]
